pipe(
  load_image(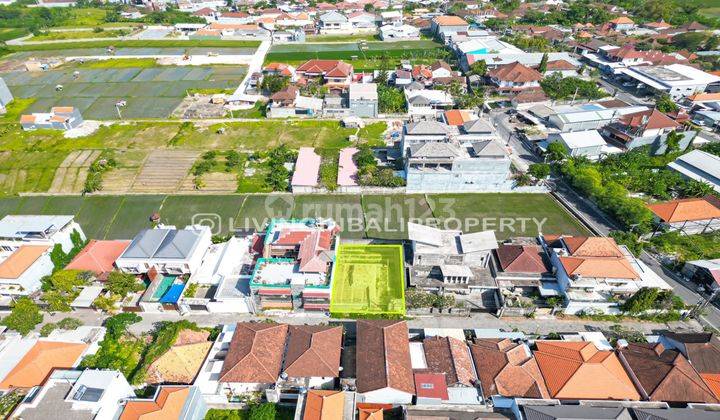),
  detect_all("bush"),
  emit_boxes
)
[57,317,82,330]
[105,271,143,297]
[40,323,57,337]
[540,74,607,100]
